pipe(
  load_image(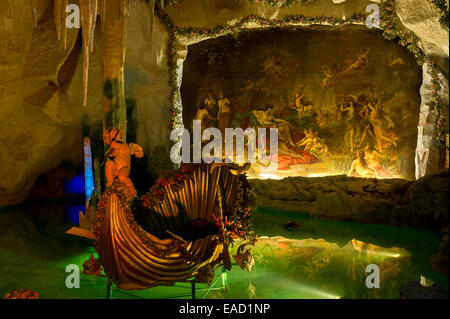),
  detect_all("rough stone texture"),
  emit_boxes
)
[166,0,373,29]
[0,0,448,205]
[0,0,171,205]
[249,169,449,229]
[395,0,449,179]
[396,0,449,58]
[430,226,449,276]
[0,0,103,205]
[399,279,449,299]
[126,2,174,180]
[415,63,449,179]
